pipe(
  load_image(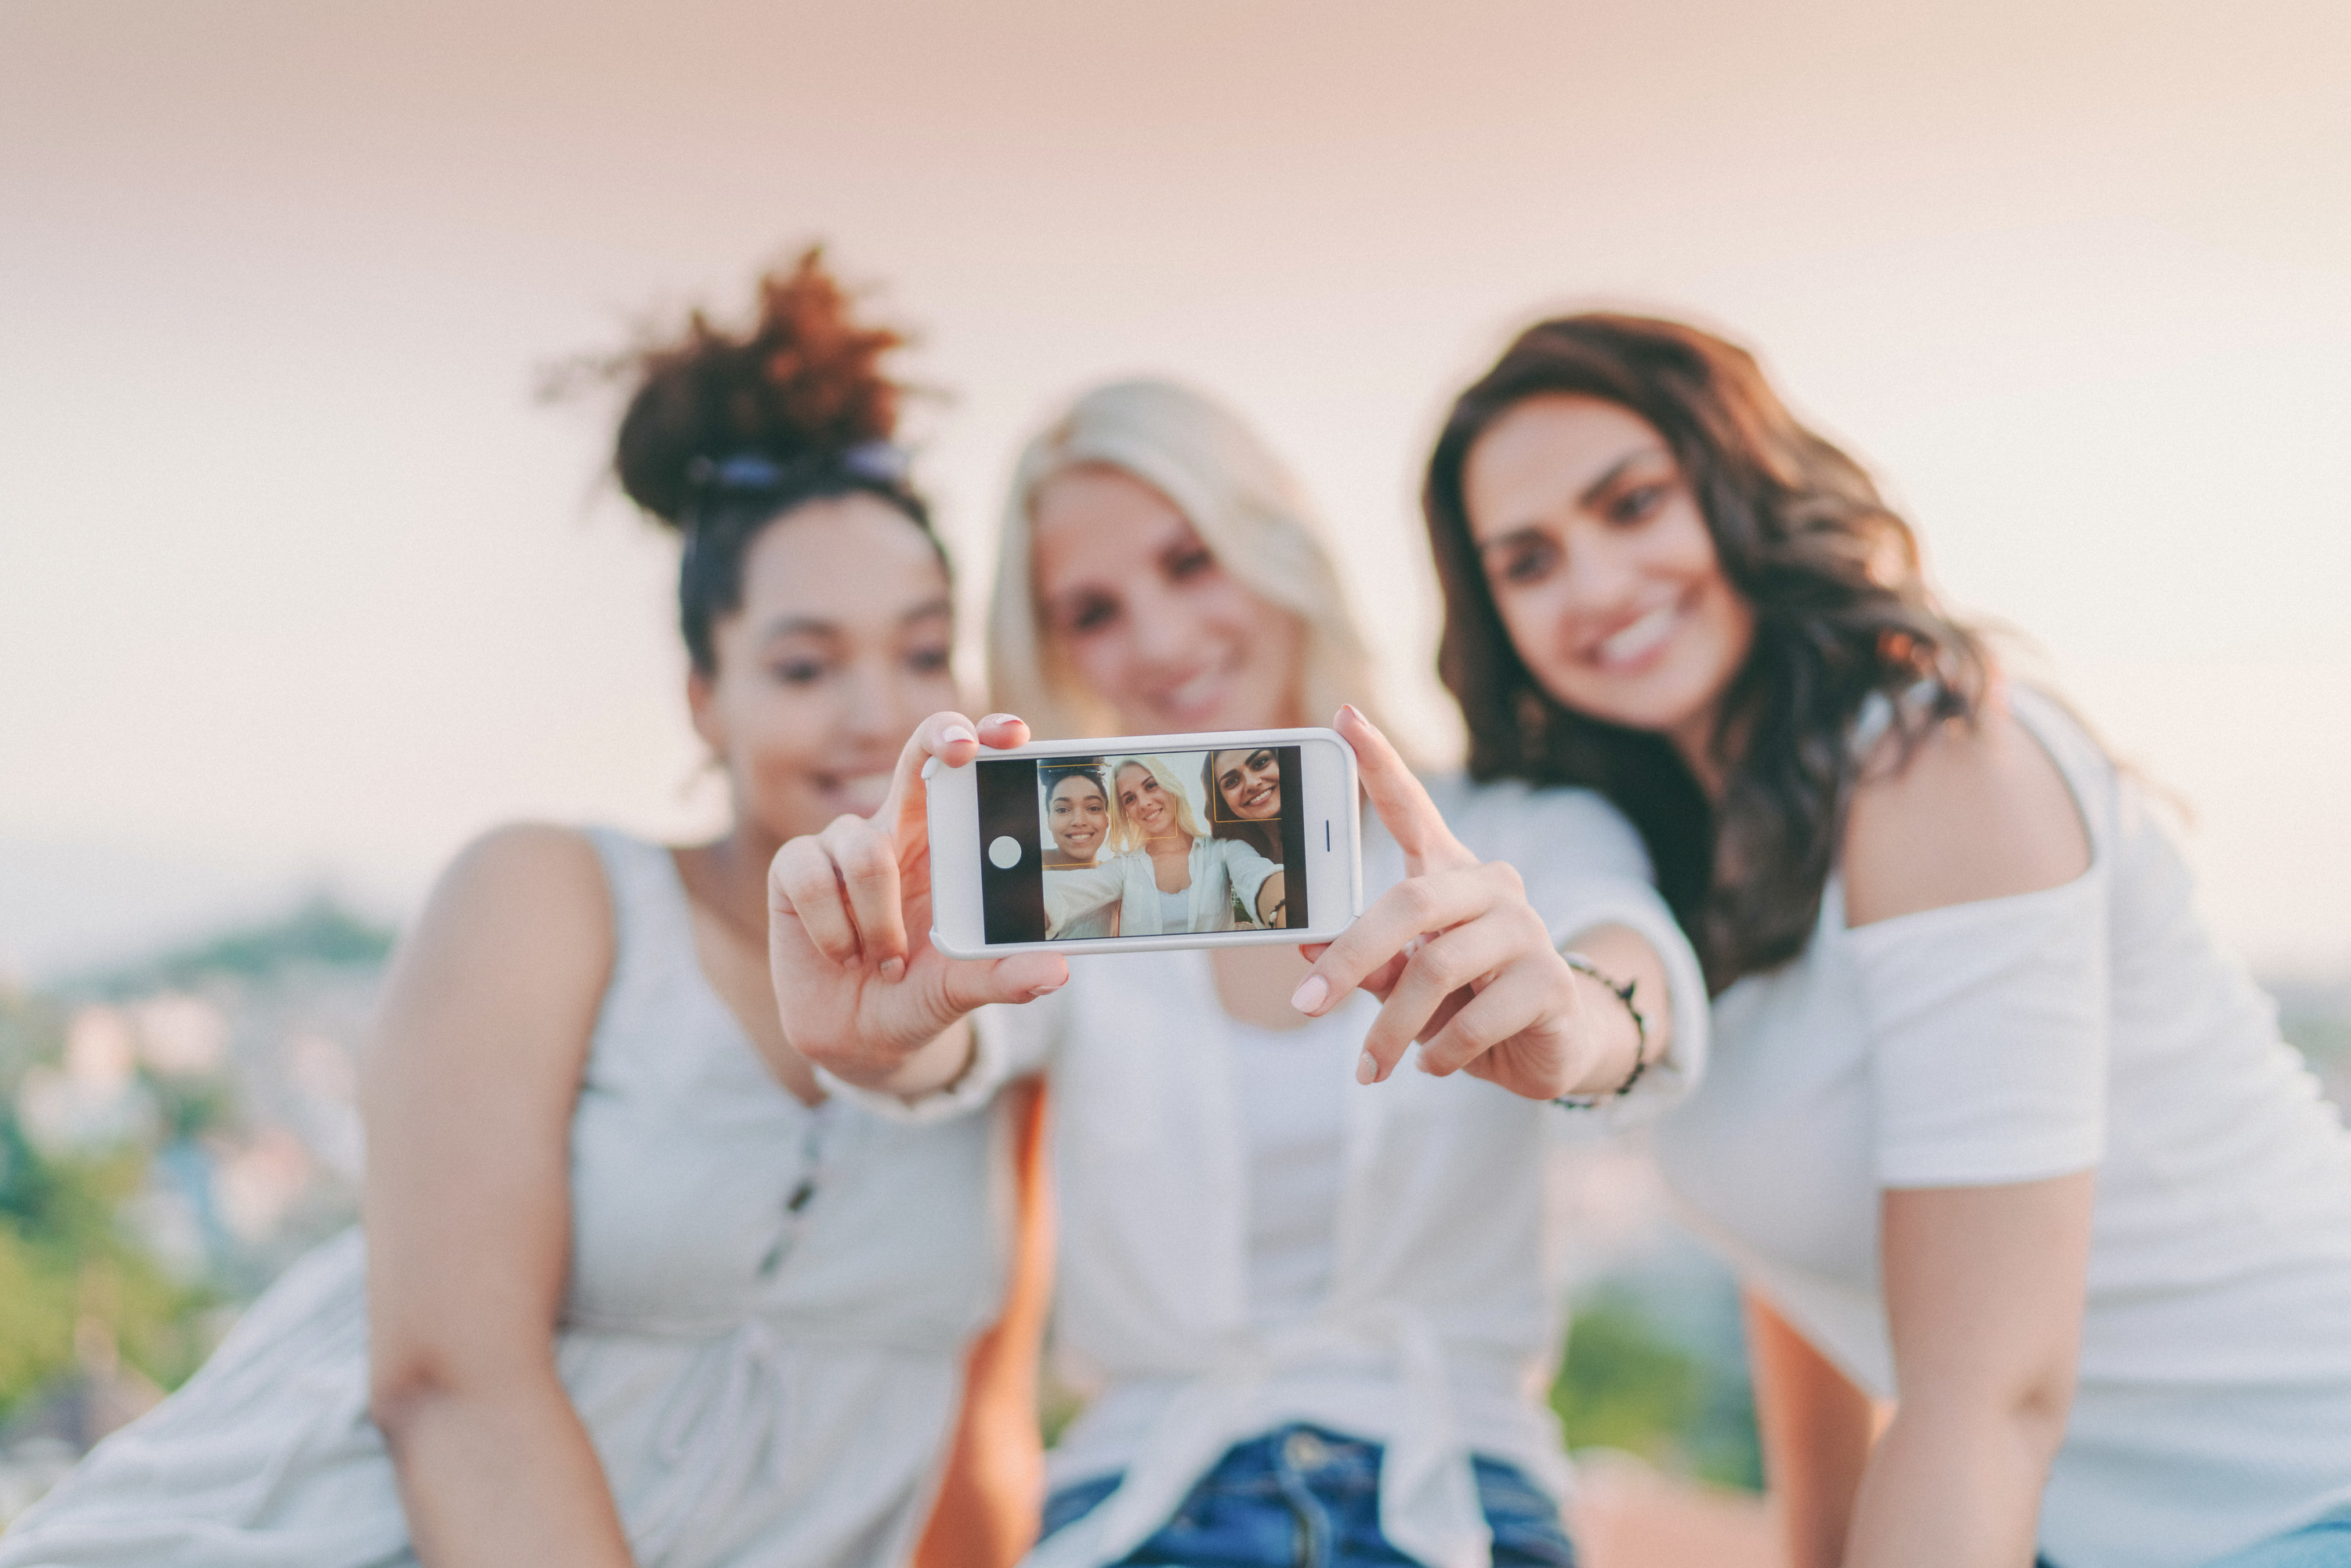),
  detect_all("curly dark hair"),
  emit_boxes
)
[577,247,940,673]
[1422,313,1987,990]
